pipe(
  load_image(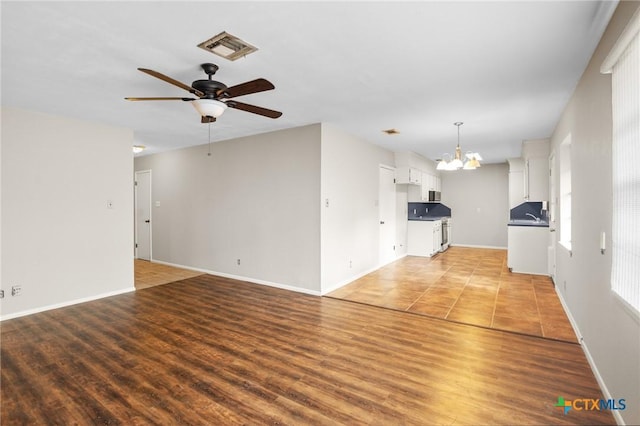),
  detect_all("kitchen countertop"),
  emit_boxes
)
[408,216,450,221]
[508,219,549,227]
